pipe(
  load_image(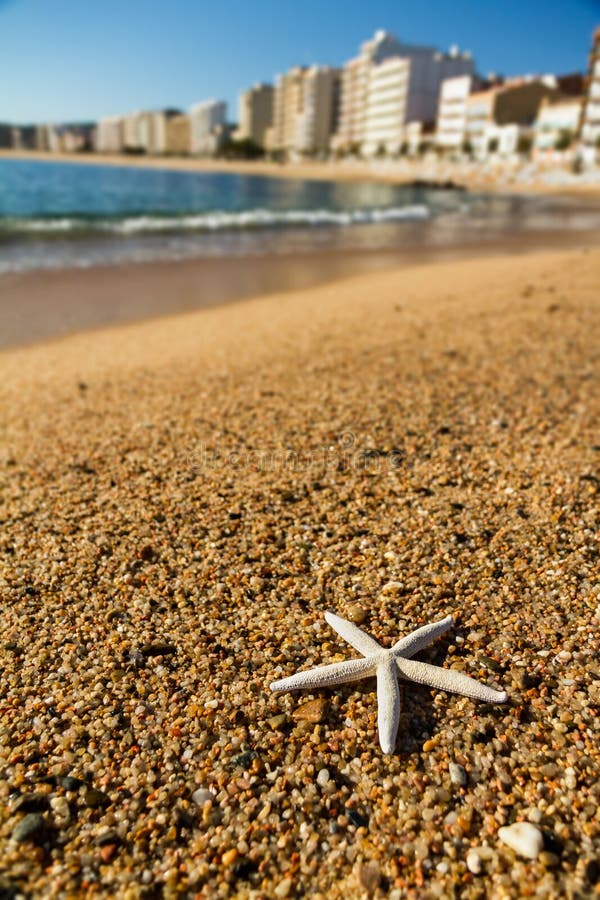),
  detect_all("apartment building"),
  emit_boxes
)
[35,124,59,152]
[295,66,339,155]
[404,46,474,124]
[331,30,405,153]
[362,56,410,155]
[266,66,305,153]
[580,27,600,161]
[35,123,88,153]
[332,30,473,156]
[266,65,338,157]
[534,96,583,156]
[122,111,151,152]
[62,127,92,153]
[137,109,185,155]
[362,45,473,156]
[465,79,559,157]
[436,74,502,151]
[189,99,227,155]
[237,83,274,147]
[10,125,36,150]
[436,74,474,150]
[164,114,191,155]
[95,116,124,153]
